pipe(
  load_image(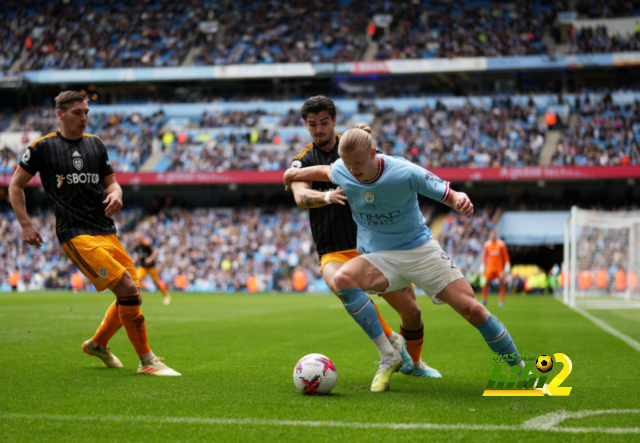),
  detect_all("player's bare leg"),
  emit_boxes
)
[436,279,527,375]
[333,258,402,391]
[498,273,506,307]
[381,288,442,378]
[322,261,412,372]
